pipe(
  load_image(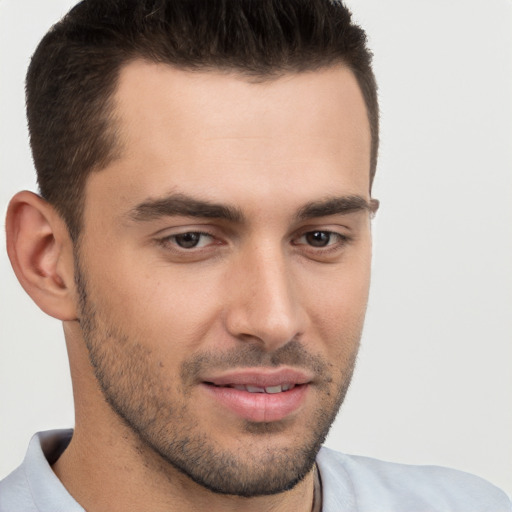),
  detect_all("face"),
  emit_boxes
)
[75,61,373,496]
